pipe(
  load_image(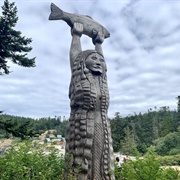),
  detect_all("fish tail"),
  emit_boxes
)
[49,3,63,20]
